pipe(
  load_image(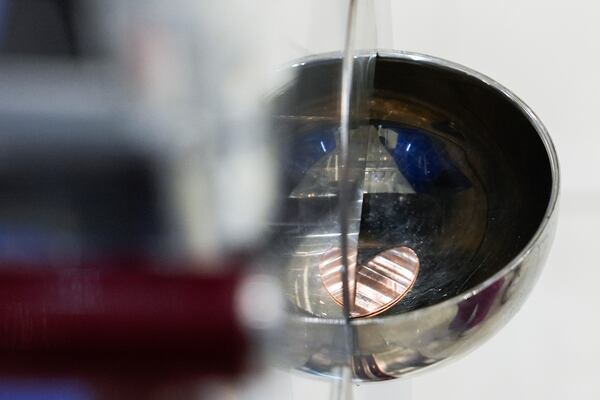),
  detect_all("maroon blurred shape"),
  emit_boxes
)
[0,263,247,380]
